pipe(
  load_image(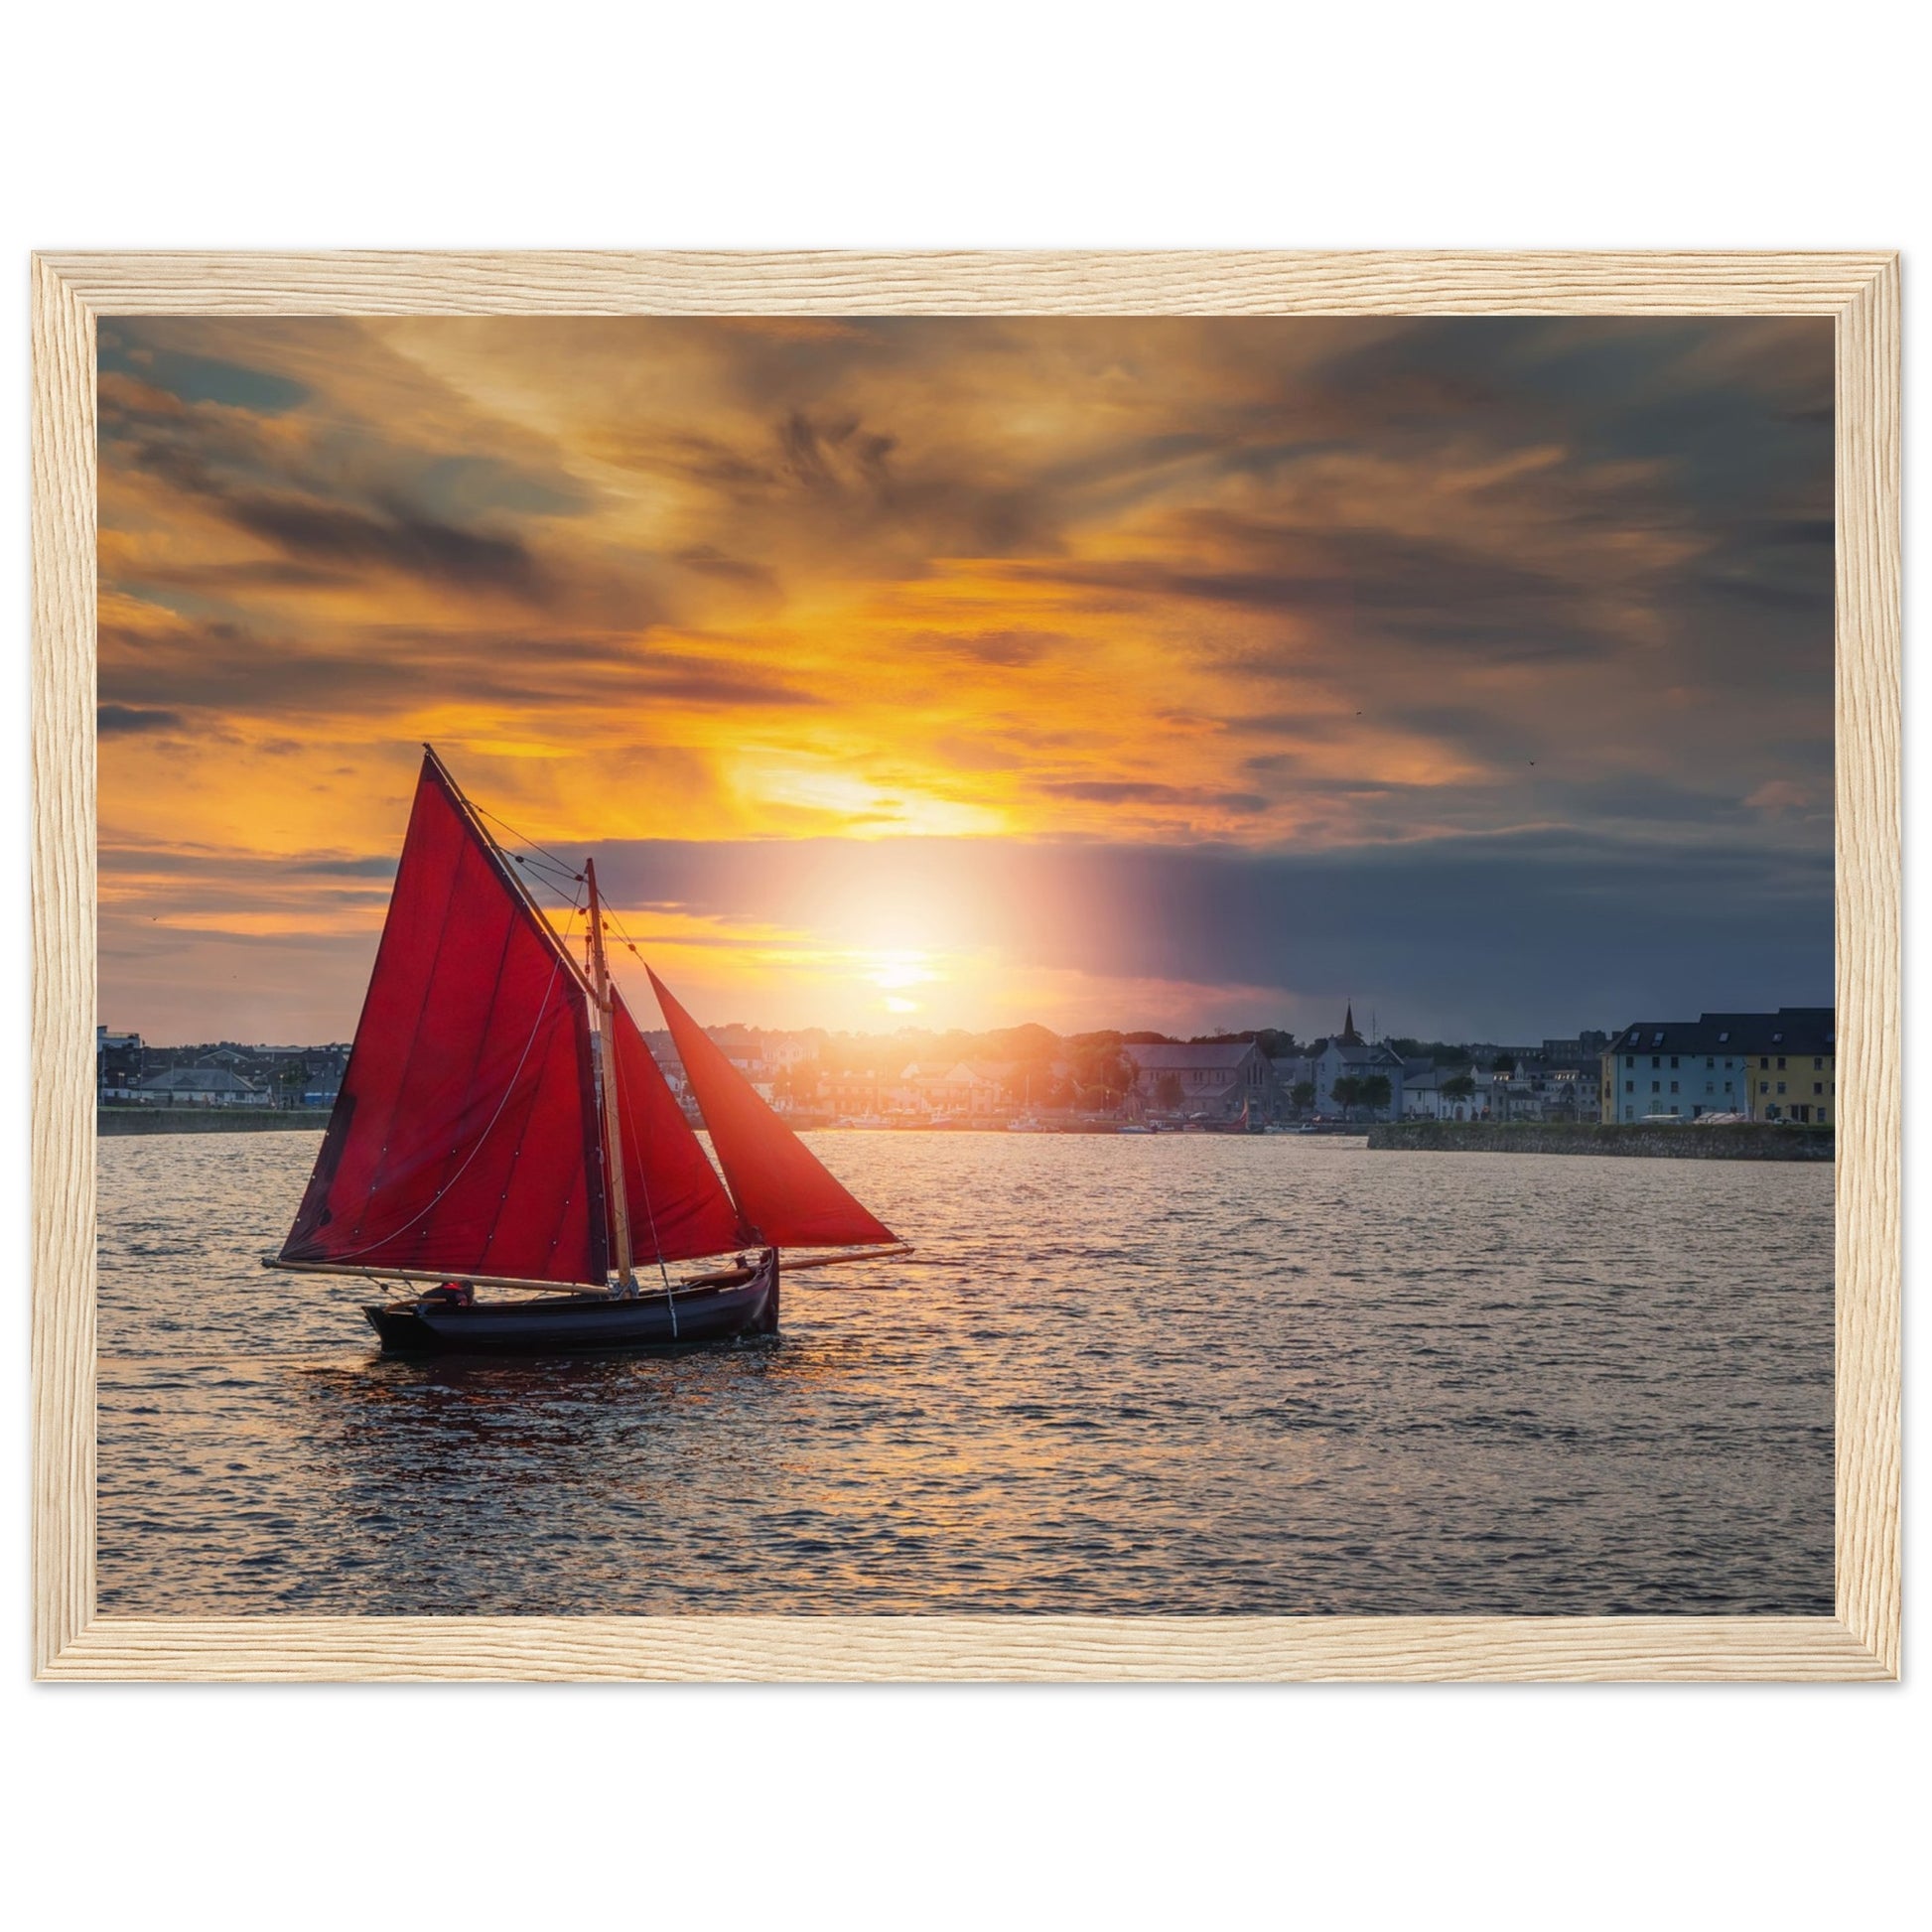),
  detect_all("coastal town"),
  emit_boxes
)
[95,1001,1836,1134]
